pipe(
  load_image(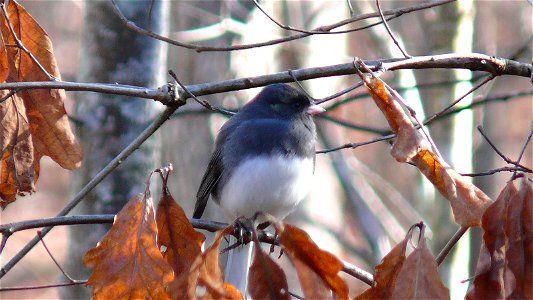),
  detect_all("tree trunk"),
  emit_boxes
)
[61,1,168,298]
